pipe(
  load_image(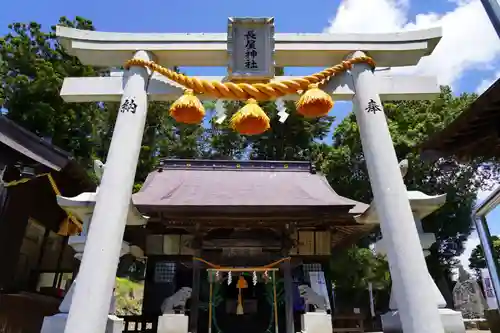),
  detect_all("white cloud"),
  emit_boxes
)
[325,0,500,90]
[476,71,500,94]
[462,233,480,268]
